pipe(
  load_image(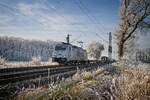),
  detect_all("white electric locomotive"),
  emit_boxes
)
[52,42,87,63]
